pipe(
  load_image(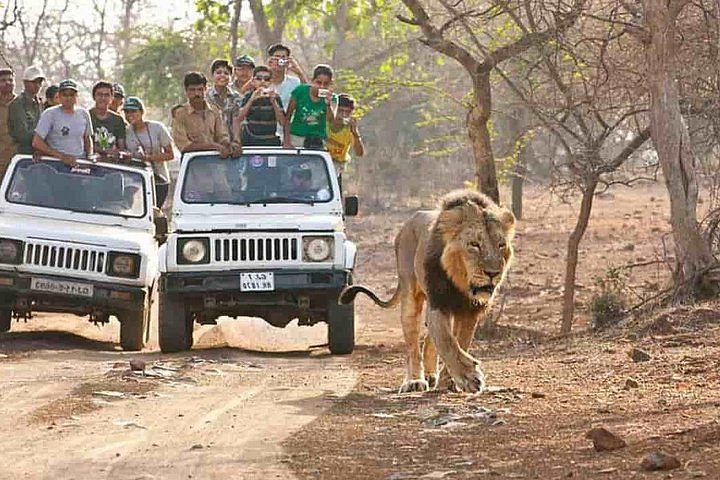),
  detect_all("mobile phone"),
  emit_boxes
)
[318,89,329,98]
